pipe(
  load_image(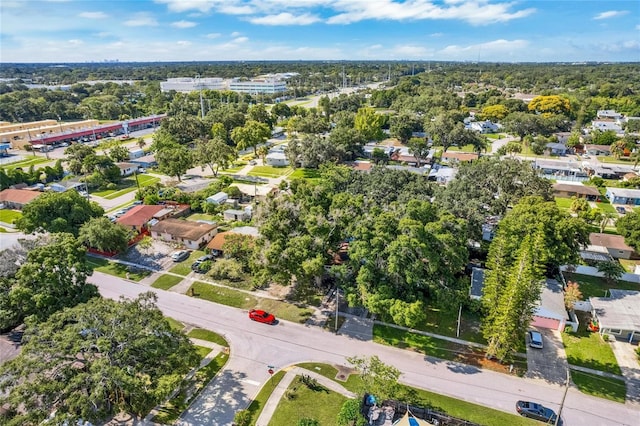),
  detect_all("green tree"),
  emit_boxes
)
[347,355,400,401]
[503,112,541,140]
[354,107,384,142]
[78,216,131,253]
[597,261,625,285]
[247,103,273,127]
[231,120,271,155]
[1,233,98,330]
[109,144,130,162]
[16,190,104,236]
[156,144,193,181]
[193,136,236,177]
[407,137,430,167]
[424,111,460,152]
[0,293,198,425]
[528,95,571,115]
[337,399,361,426]
[389,112,416,144]
[616,209,640,251]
